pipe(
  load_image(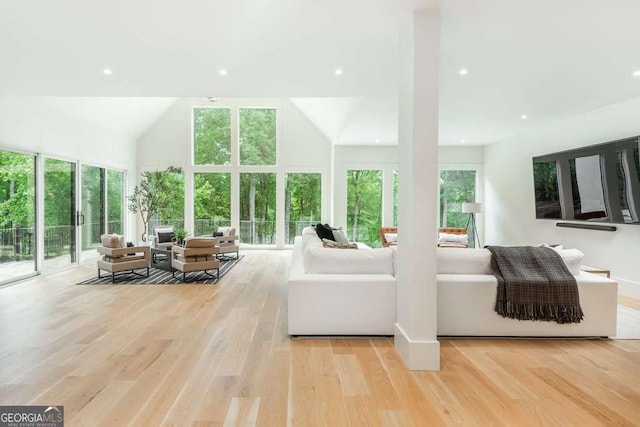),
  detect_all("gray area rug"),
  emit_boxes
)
[613,304,640,339]
[77,255,243,285]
